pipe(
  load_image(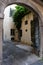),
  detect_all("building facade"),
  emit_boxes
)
[21,13,33,45]
[3,11,34,45]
